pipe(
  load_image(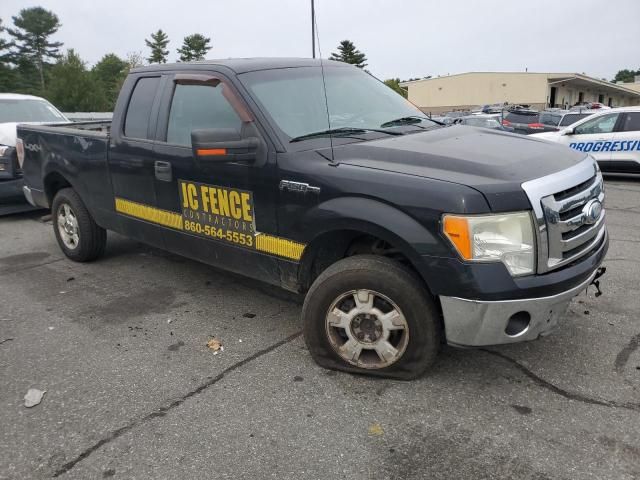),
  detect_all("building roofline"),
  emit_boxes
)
[400,71,640,96]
